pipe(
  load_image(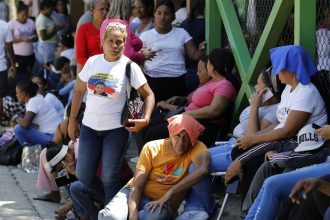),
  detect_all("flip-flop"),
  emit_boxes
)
[33,192,61,203]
